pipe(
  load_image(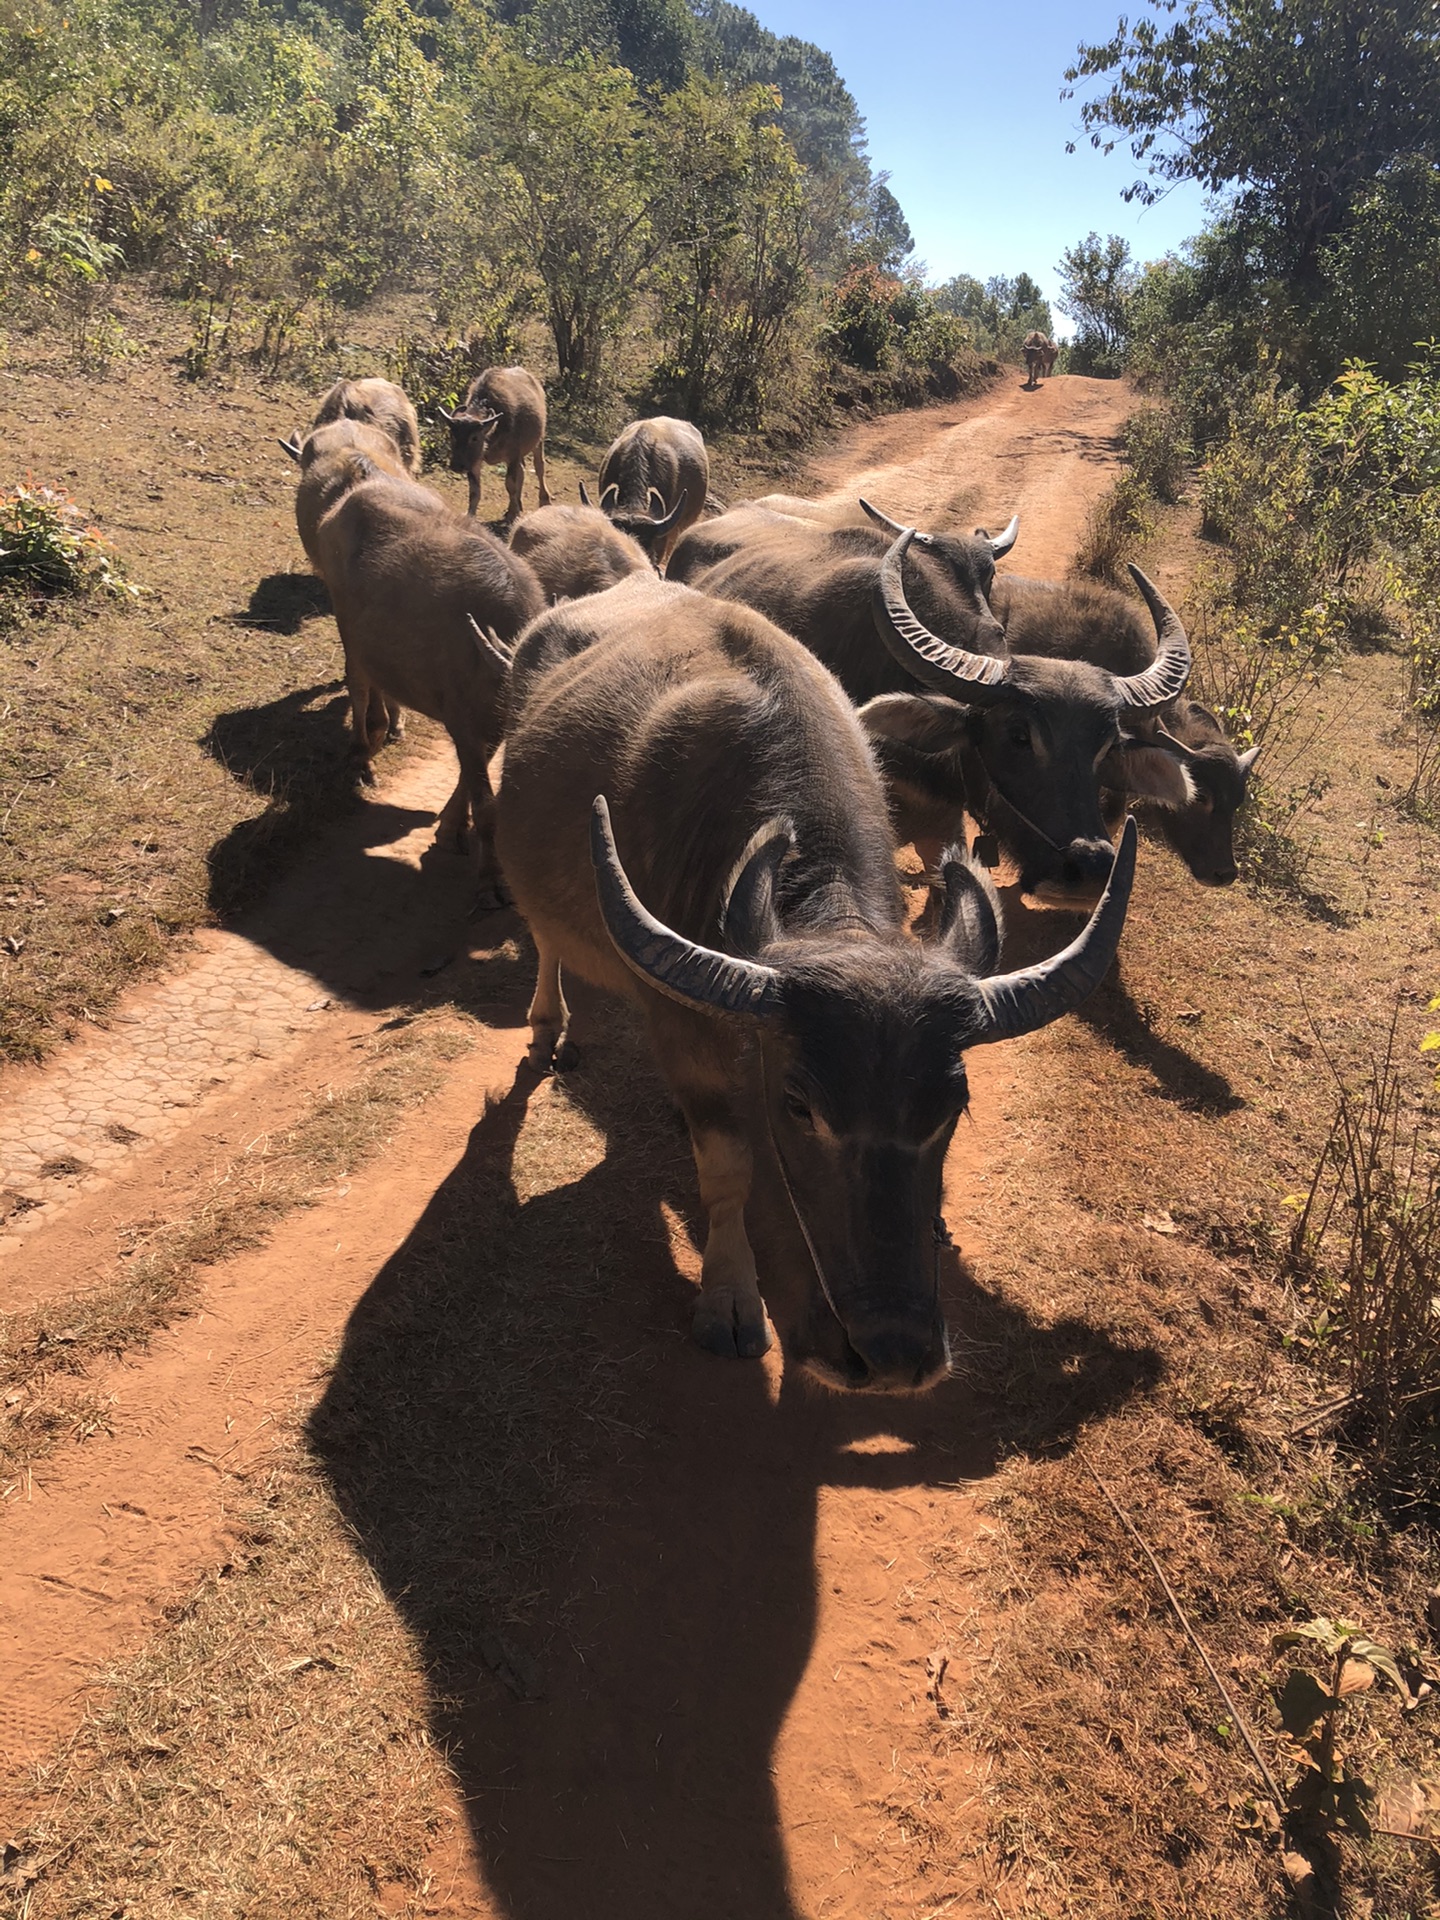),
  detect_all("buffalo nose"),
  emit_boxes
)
[1060,838,1116,887]
[1210,866,1237,886]
[846,1317,948,1393]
